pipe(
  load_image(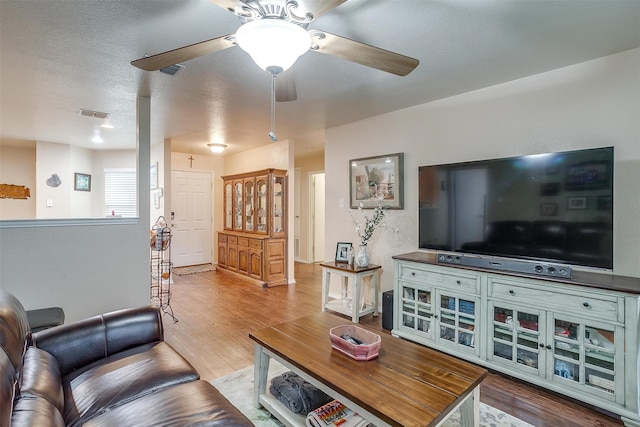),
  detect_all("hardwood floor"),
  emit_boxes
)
[164,262,623,427]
